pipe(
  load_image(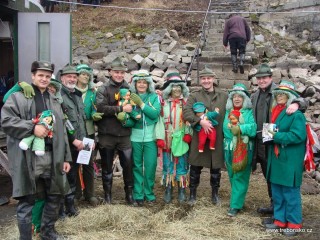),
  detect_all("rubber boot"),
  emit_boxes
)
[40,194,62,240]
[188,166,201,205]
[163,183,172,204]
[231,54,238,73]
[210,168,221,205]
[257,199,274,215]
[118,148,134,204]
[58,198,66,220]
[17,196,34,240]
[100,148,114,204]
[125,187,135,205]
[178,185,186,203]
[65,194,79,217]
[239,53,245,74]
